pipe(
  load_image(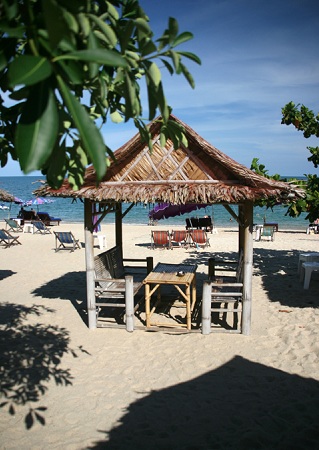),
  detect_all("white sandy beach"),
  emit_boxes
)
[1,222,319,449]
